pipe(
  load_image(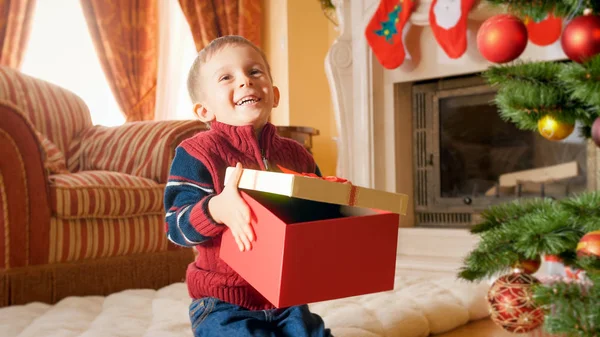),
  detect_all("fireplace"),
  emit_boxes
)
[412,75,590,228]
[324,0,600,277]
[324,0,600,228]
